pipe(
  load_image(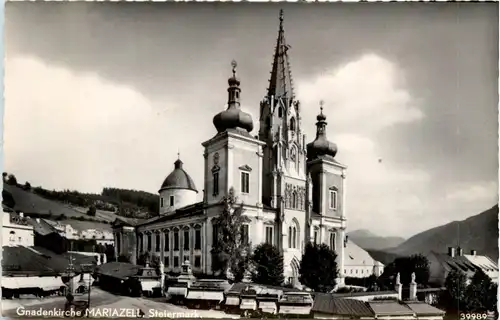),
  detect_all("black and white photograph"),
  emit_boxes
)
[2,2,498,319]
